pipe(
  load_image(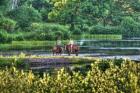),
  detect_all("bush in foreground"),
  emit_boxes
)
[0,59,139,93]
